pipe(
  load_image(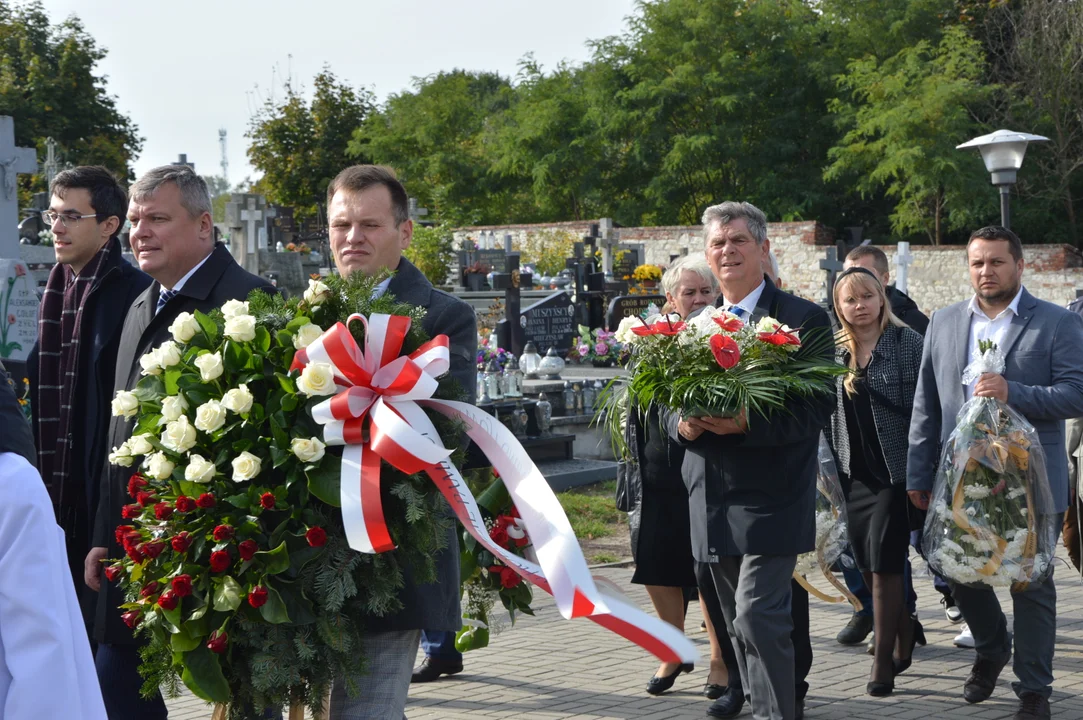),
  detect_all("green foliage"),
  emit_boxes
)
[246,68,374,221]
[513,228,576,276]
[0,0,142,199]
[404,223,456,286]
